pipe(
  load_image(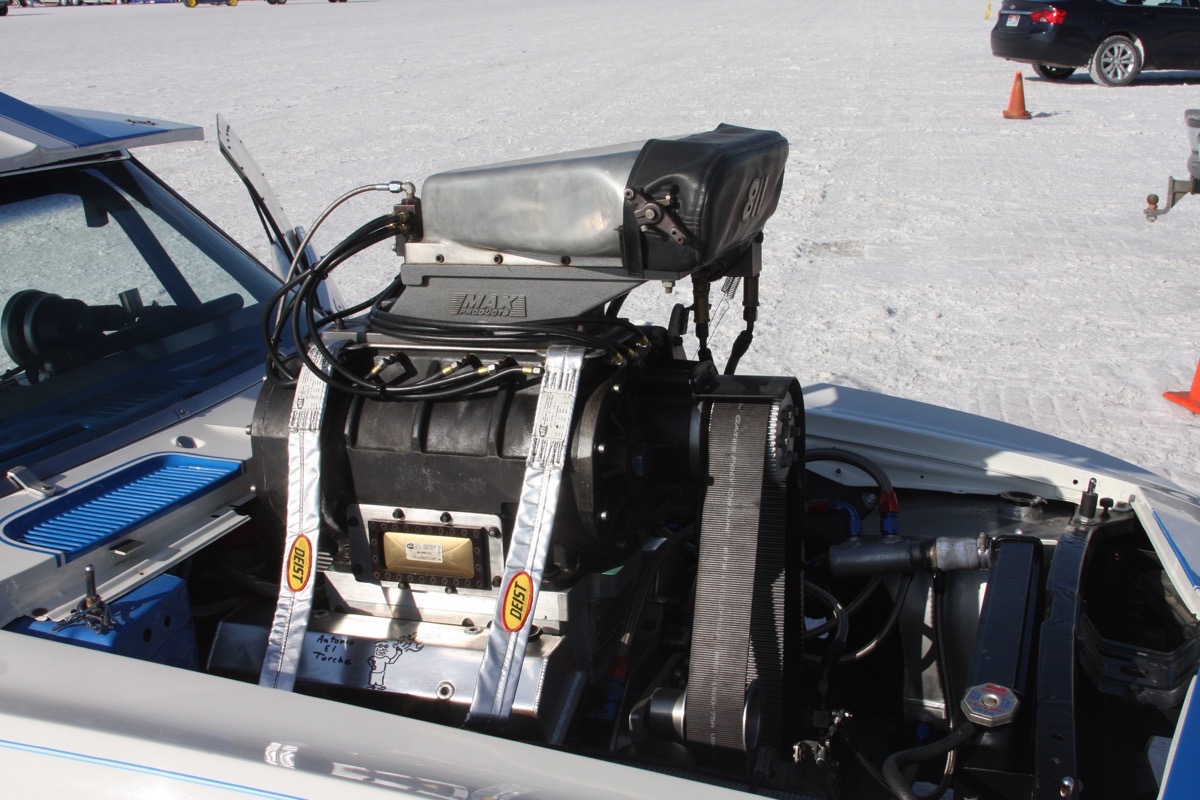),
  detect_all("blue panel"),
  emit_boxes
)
[1154,507,1200,589]
[3,455,241,561]
[0,91,203,173]
[4,574,198,669]
[1161,674,1200,799]
[0,91,115,148]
